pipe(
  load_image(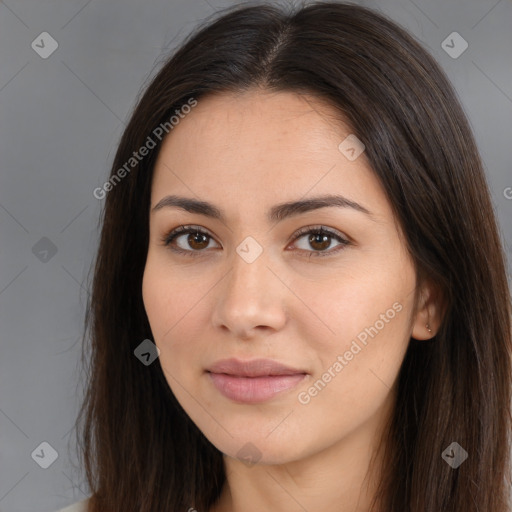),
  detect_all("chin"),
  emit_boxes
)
[200,425,311,466]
